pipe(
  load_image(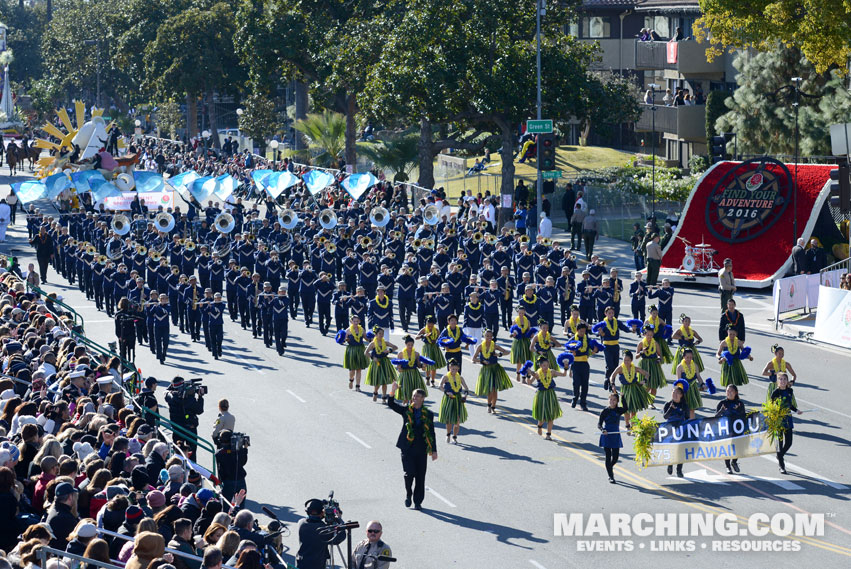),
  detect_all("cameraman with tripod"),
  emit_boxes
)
[165,376,206,457]
[214,430,248,501]
[296,499,346,569]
